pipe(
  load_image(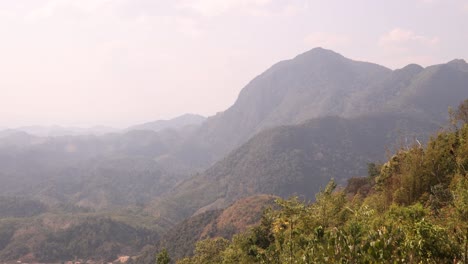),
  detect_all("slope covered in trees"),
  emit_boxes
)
[136,195,277,263]
[150,112,438,224]
[176,102,468,263]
